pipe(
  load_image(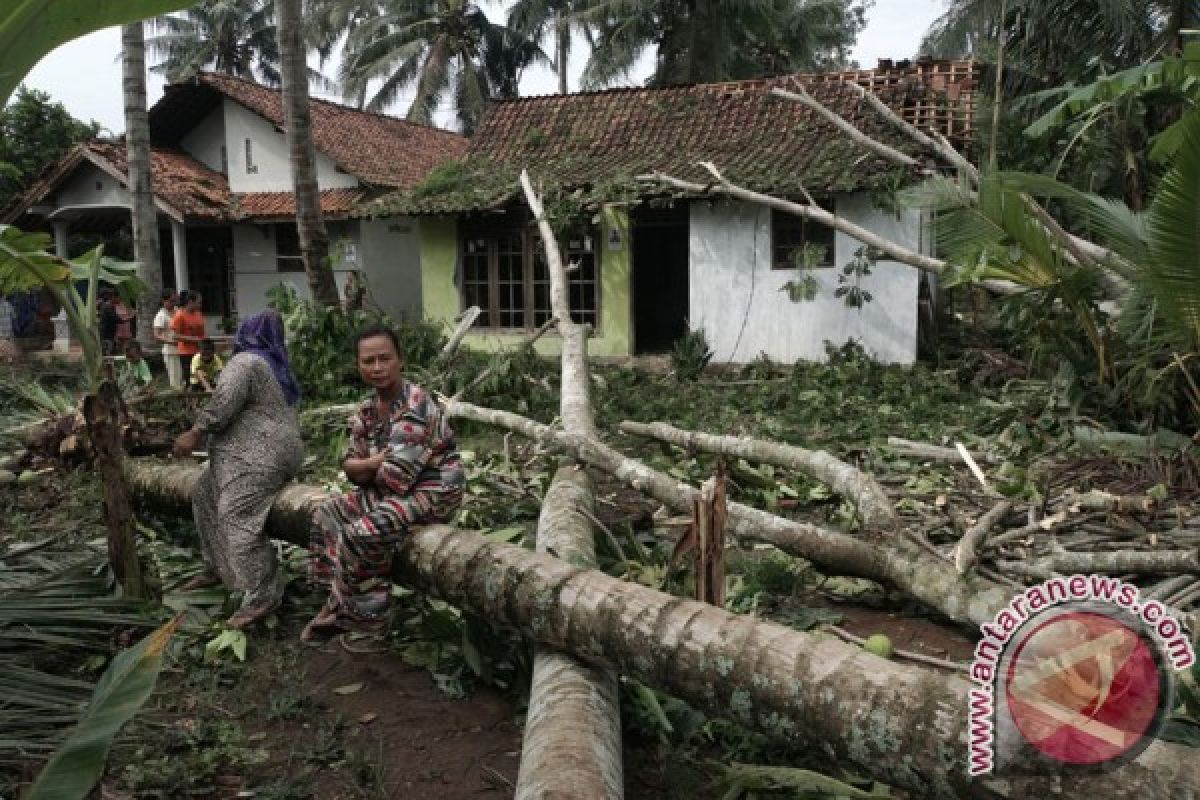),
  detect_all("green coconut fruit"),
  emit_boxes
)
[17,469,39,486]
[862,634,894,659]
